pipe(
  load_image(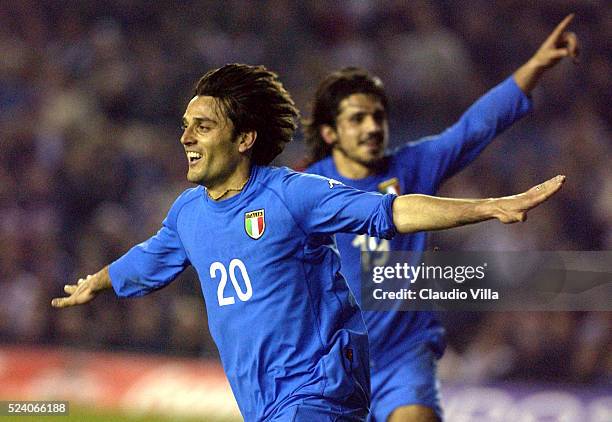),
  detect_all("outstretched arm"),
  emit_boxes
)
[51,191,193,309]
[51,266,112,308]
[513,14,579,94]
[393,175,565,233]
